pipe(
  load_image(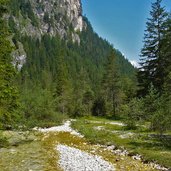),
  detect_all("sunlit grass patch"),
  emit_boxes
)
[72,117,171,169]
[45,131,157,171]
